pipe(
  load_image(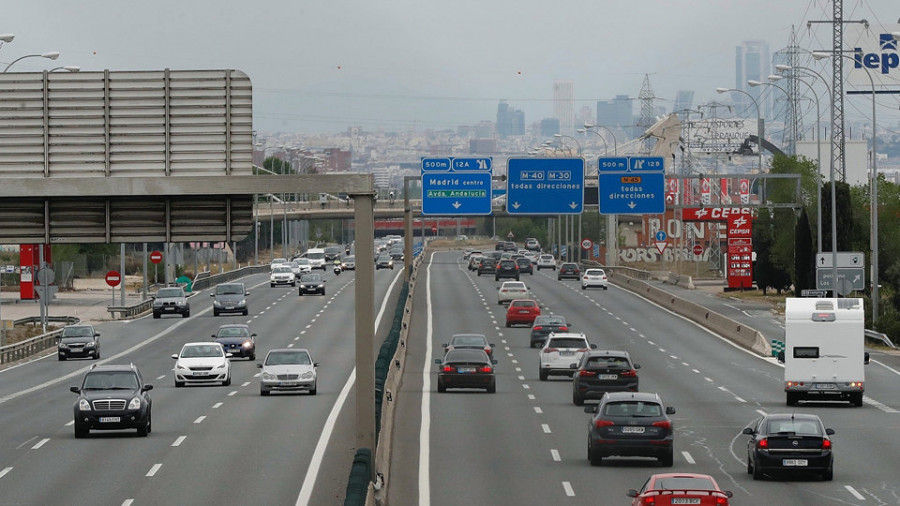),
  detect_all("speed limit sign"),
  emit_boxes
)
[581,238,593,250]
